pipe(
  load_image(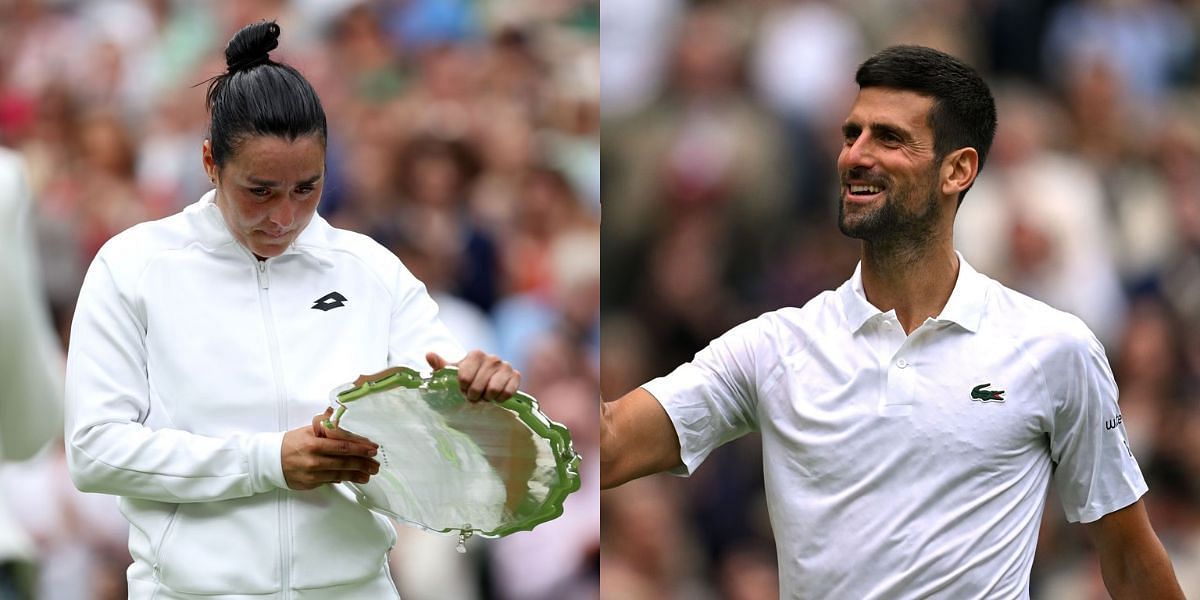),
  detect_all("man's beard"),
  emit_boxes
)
[837,167,942,248]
